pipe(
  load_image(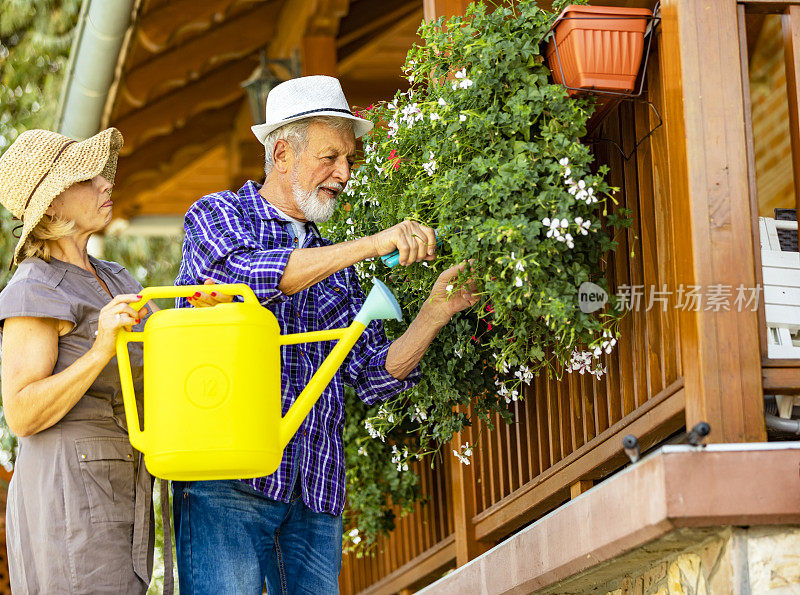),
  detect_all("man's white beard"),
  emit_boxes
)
[291,173,341,223]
